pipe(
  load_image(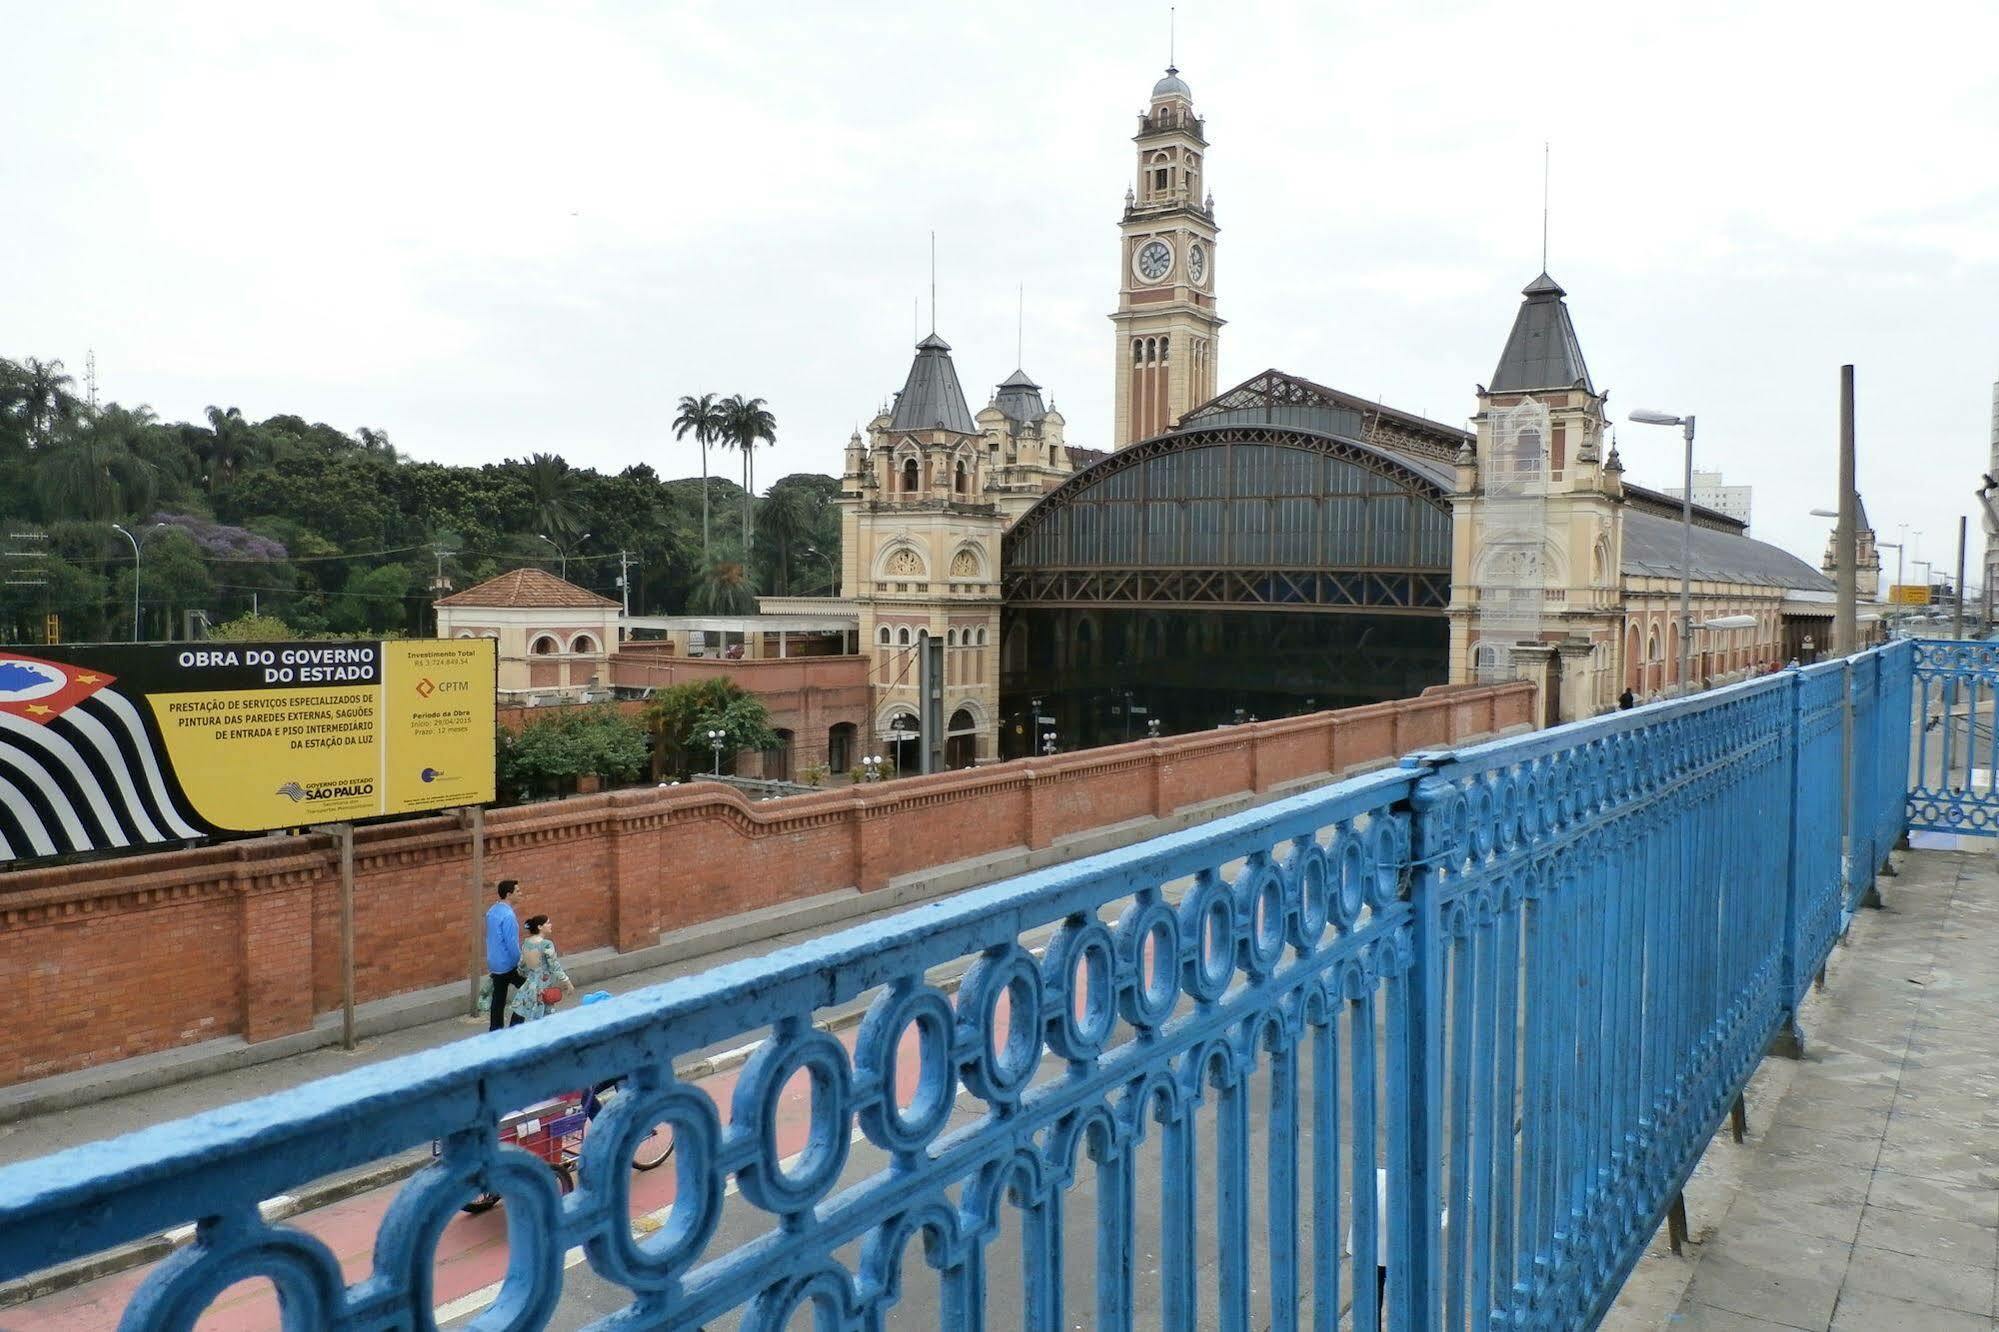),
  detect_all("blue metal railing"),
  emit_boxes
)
[1908,637,1999,835]
[0,642,1914,1330]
